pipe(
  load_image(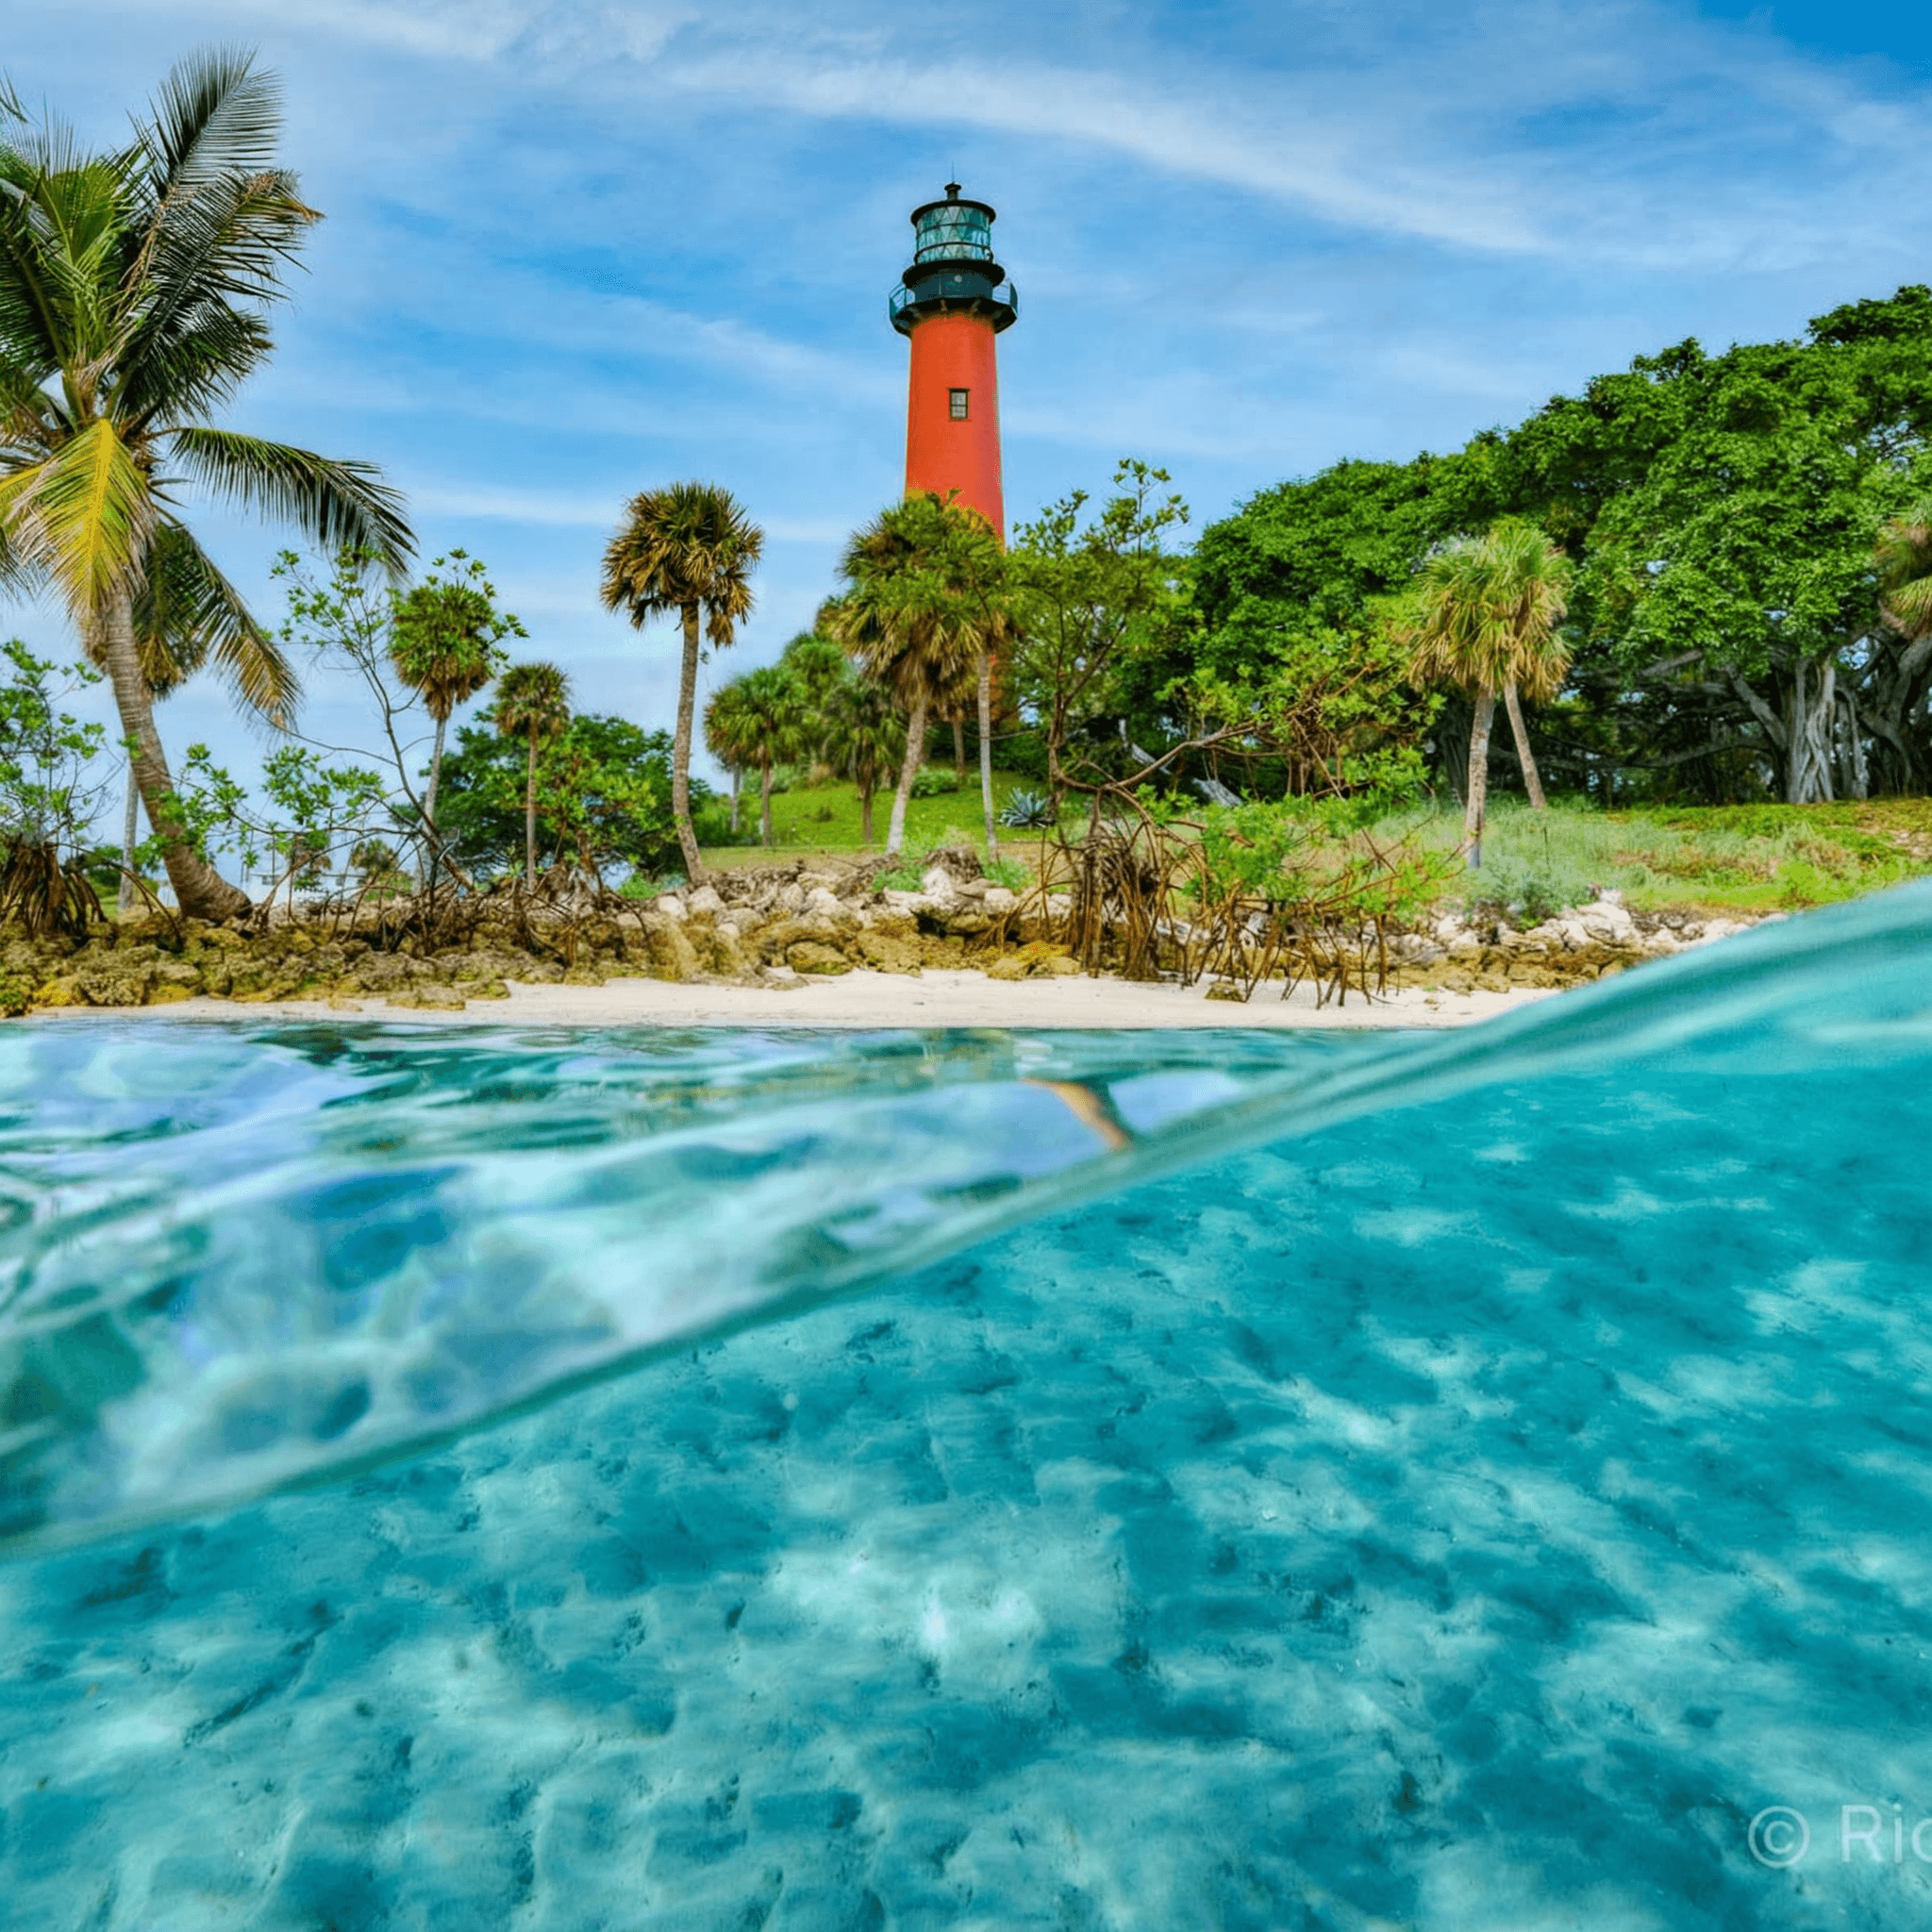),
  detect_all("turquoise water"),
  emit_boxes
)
[3,887,1931,1928]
